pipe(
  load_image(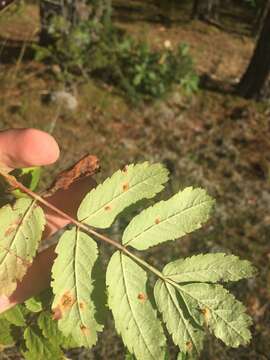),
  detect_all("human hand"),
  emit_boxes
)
[0,128,95,312]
